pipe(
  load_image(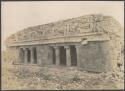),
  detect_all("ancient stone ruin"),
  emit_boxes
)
[5,14,122,72]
